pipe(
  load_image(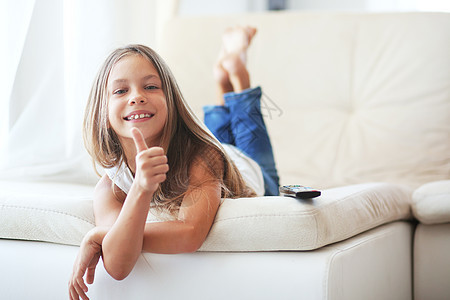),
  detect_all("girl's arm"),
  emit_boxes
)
[94,159,221,280]
[141,159,222,254]
[95,162,221,280]
[69,175,123,300]
[101,181,153,280]
[98,129,168,280]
